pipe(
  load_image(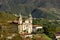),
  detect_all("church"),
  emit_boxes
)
[18,13,32,34]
